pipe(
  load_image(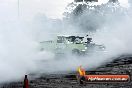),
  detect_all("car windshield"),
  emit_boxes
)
[66,36,84,44]
[75,38,82,44]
